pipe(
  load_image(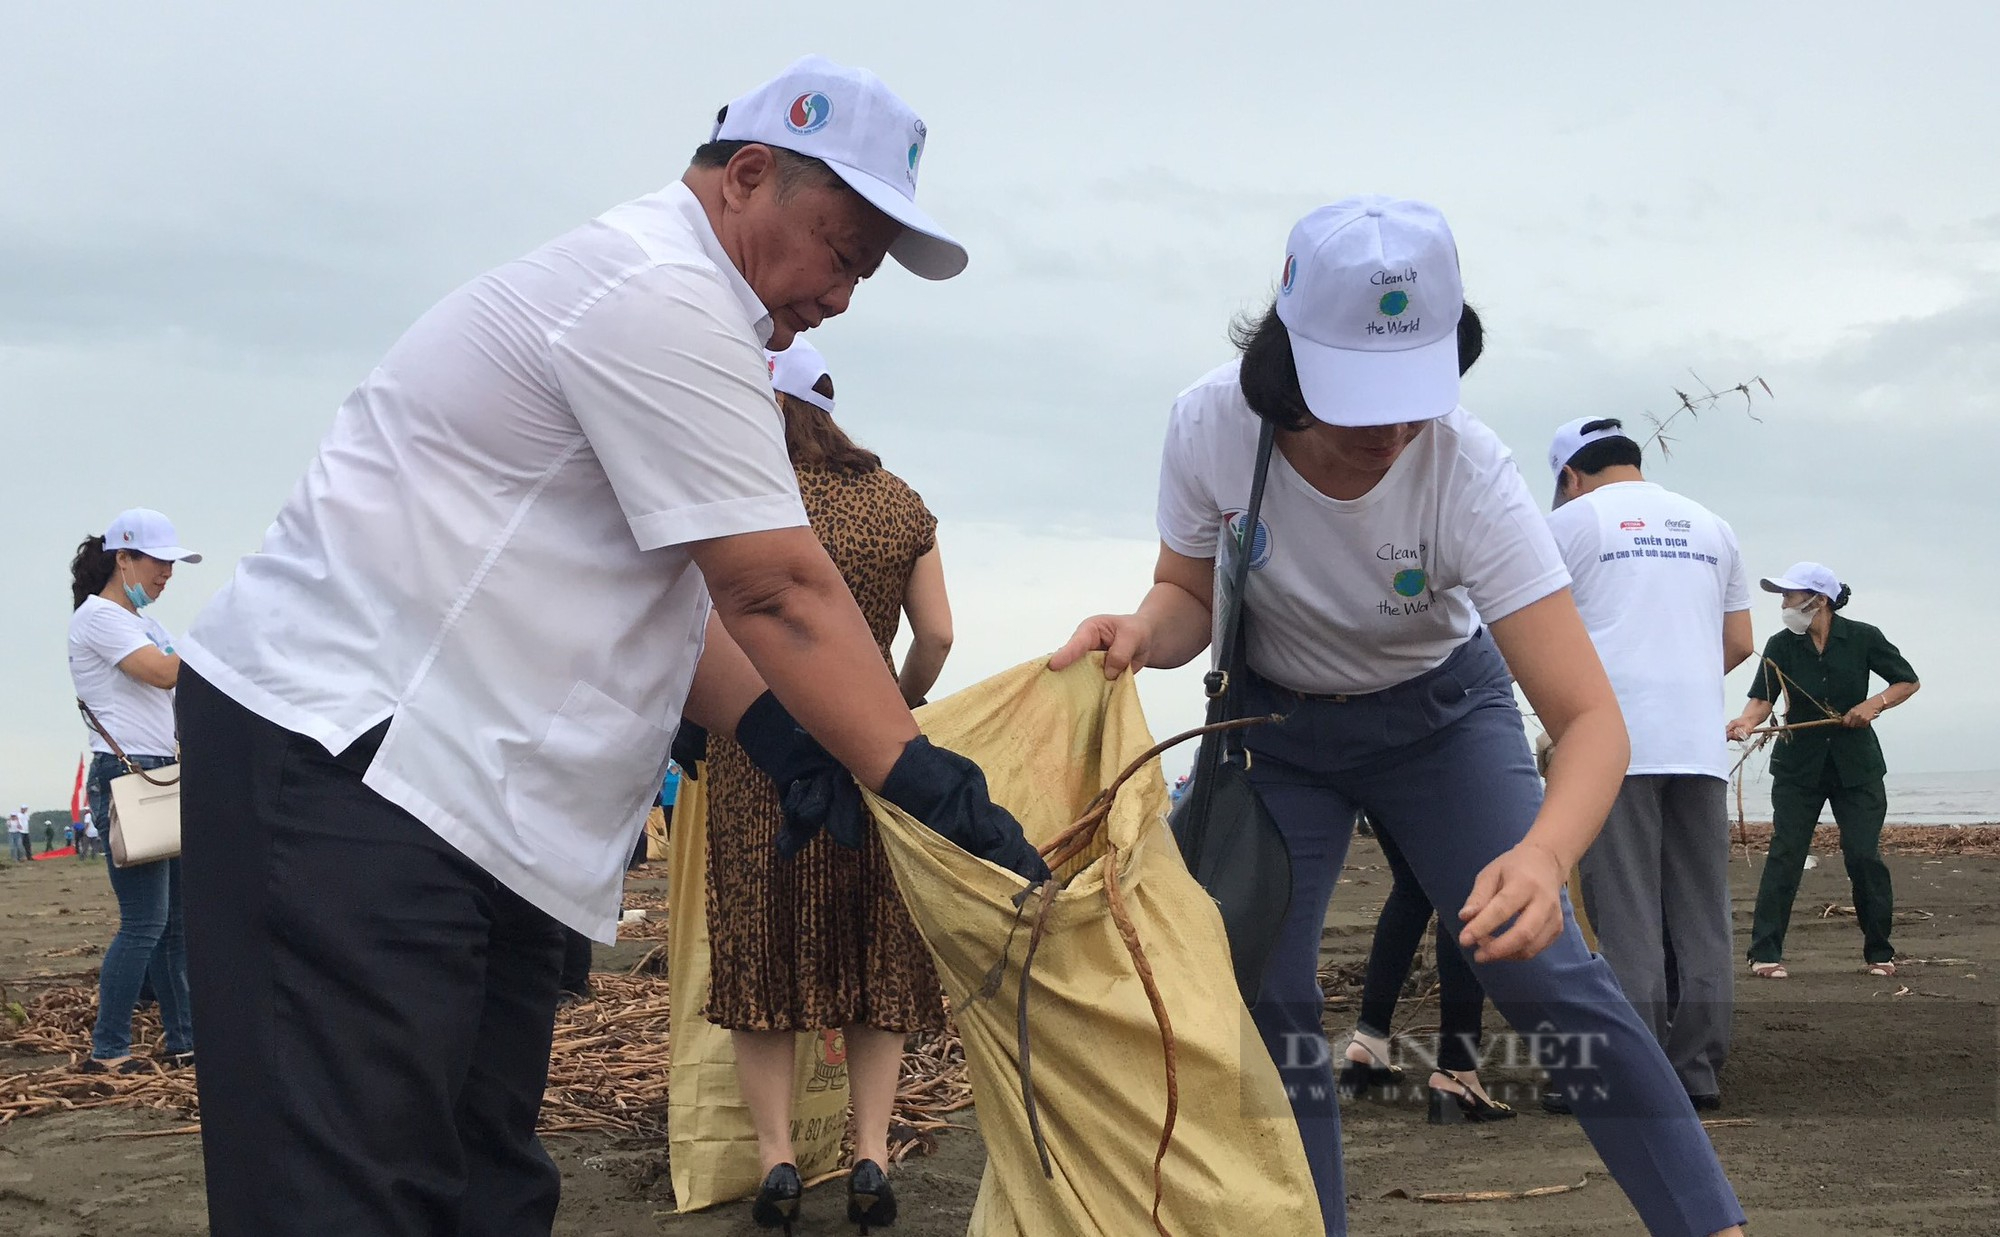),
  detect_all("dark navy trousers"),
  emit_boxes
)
[1241,630,1744,1237]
